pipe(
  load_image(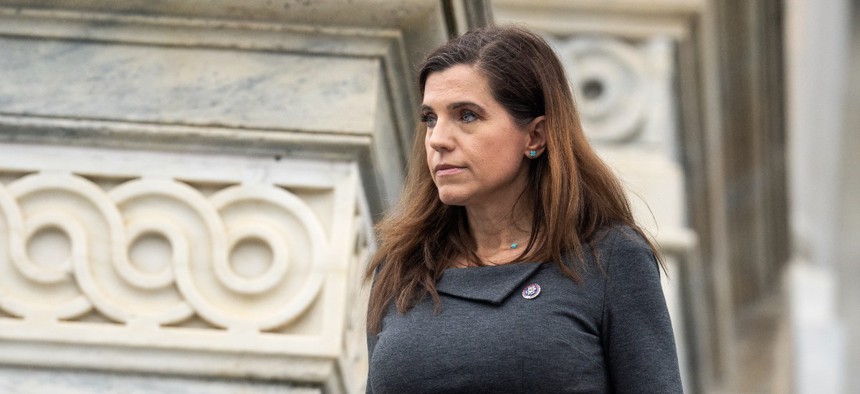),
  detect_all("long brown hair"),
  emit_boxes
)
[365,25,661,333]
